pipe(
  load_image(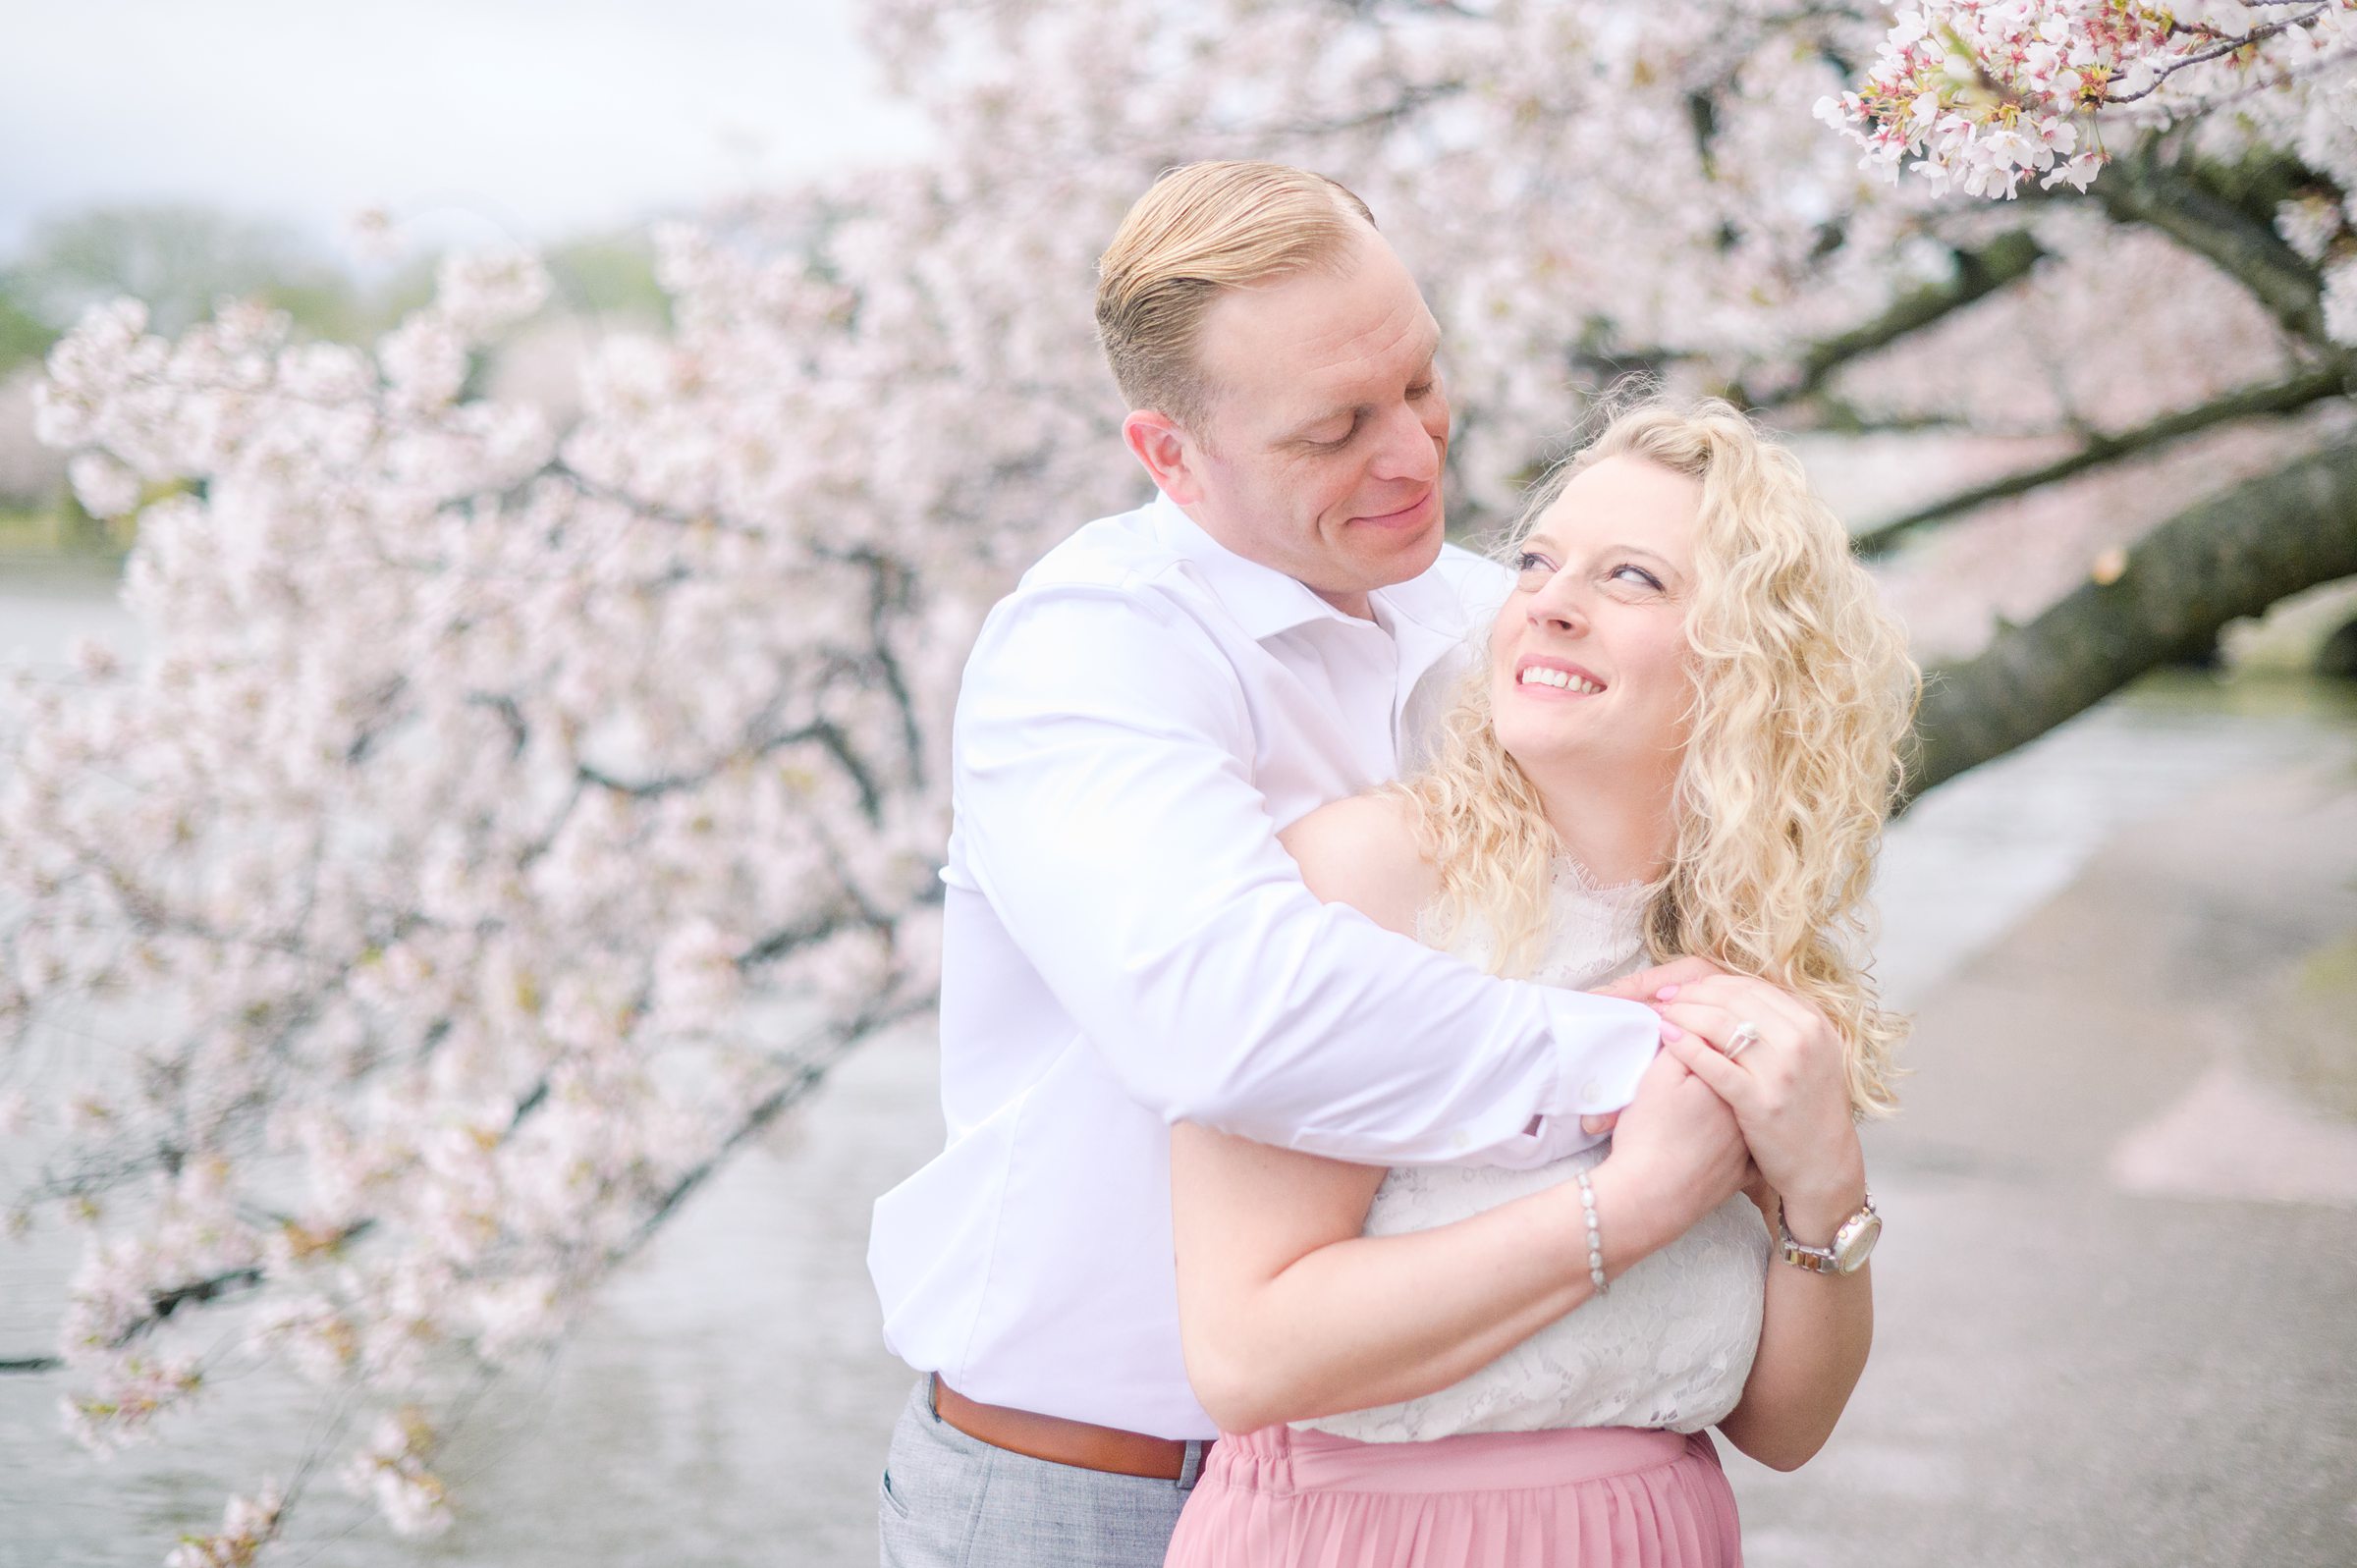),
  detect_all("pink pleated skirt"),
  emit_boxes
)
[1164,1421,1741,1568]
